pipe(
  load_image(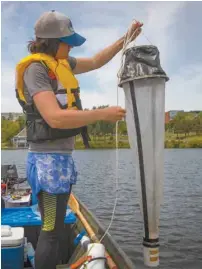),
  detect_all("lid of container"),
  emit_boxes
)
[1,225,12,237]
[1,226,24,247]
